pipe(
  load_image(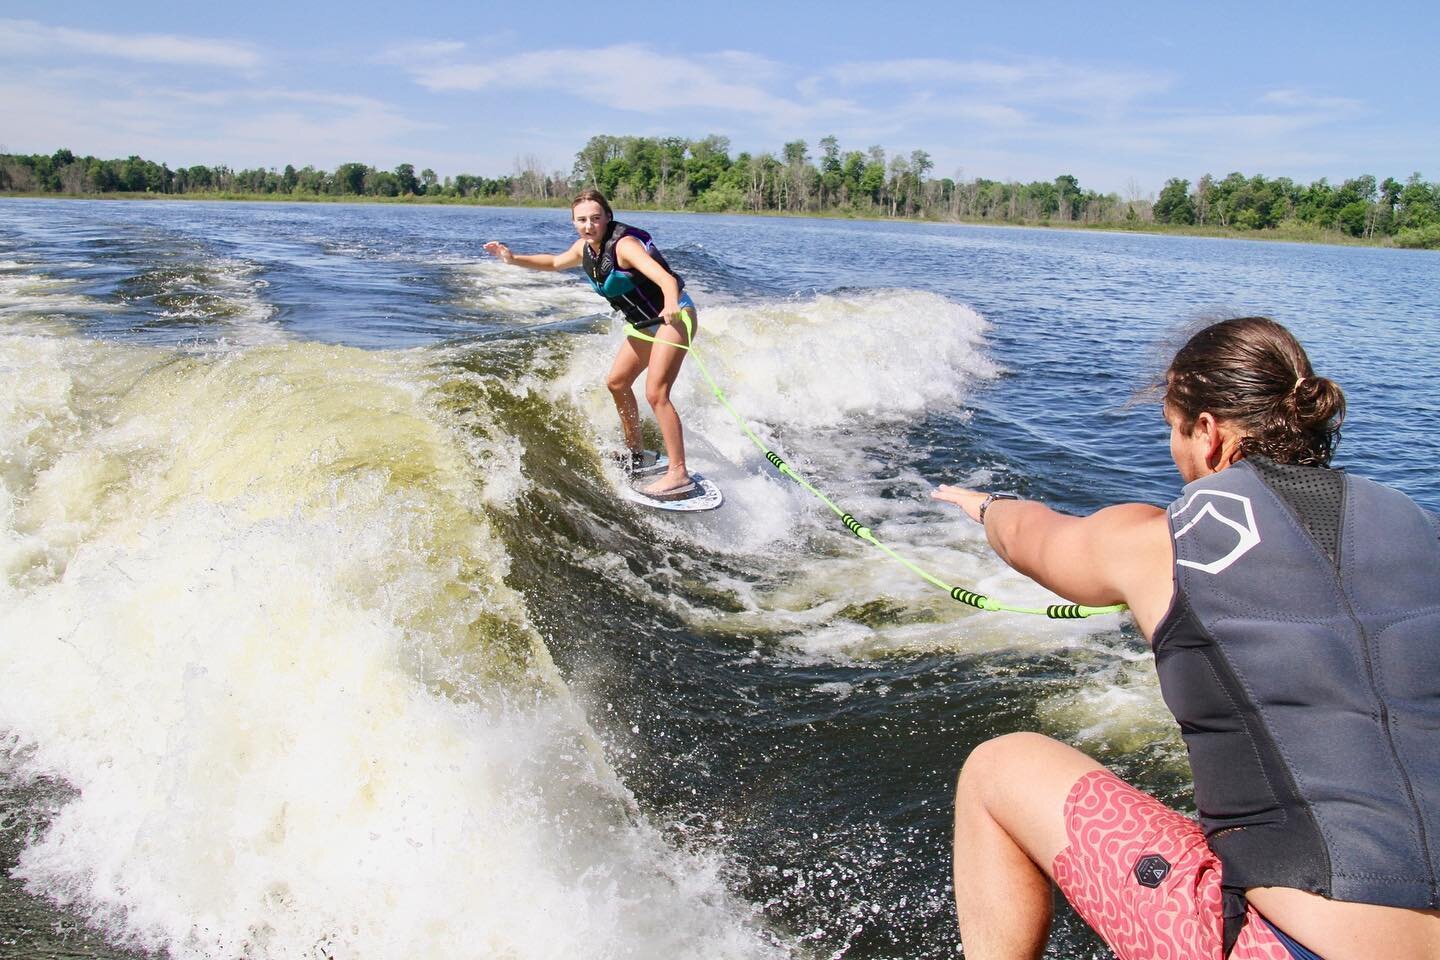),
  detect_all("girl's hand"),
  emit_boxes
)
[483,240,513,264]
